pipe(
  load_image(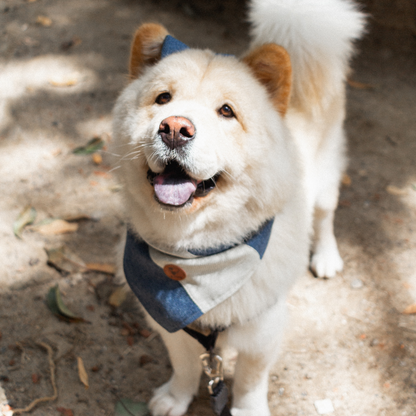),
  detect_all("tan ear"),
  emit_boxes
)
[129,23,169,80]
[243,44,292,116]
